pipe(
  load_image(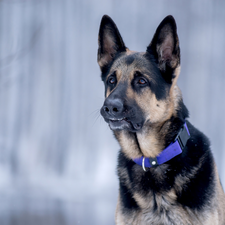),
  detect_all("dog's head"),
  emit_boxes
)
[98,15,181,133]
